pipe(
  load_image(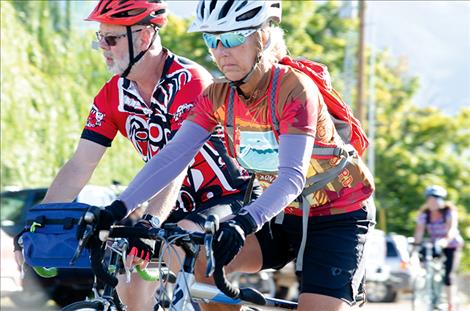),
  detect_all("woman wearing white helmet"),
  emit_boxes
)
[188,0,283,88]
[414,185,464,311]
[115,1,375,310]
